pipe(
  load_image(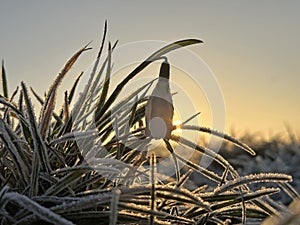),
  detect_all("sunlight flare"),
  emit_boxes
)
[173,120,183,134]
